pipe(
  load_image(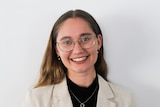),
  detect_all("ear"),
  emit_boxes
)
[55,45,60,56]
[97,34,102,49]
